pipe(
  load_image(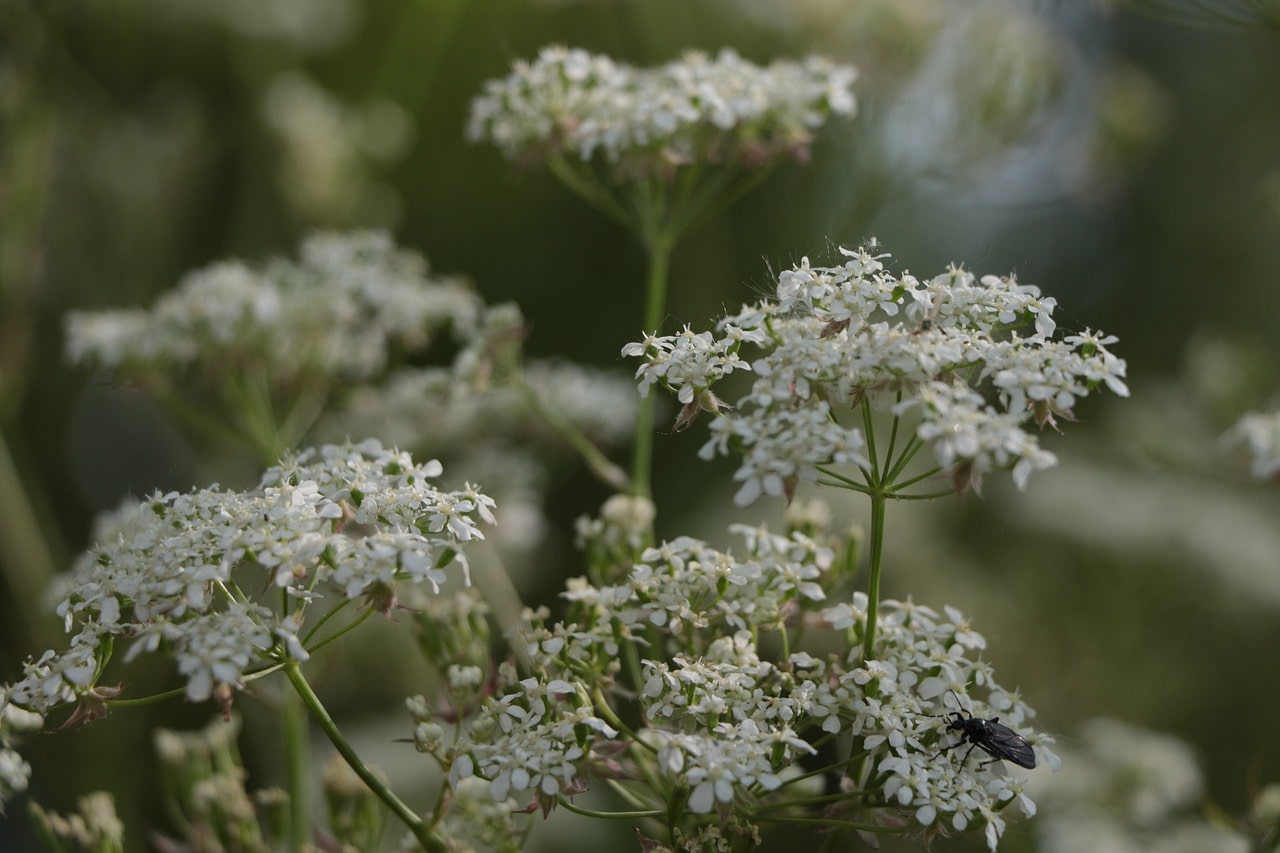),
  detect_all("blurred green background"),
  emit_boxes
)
[3,0,1280,850]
